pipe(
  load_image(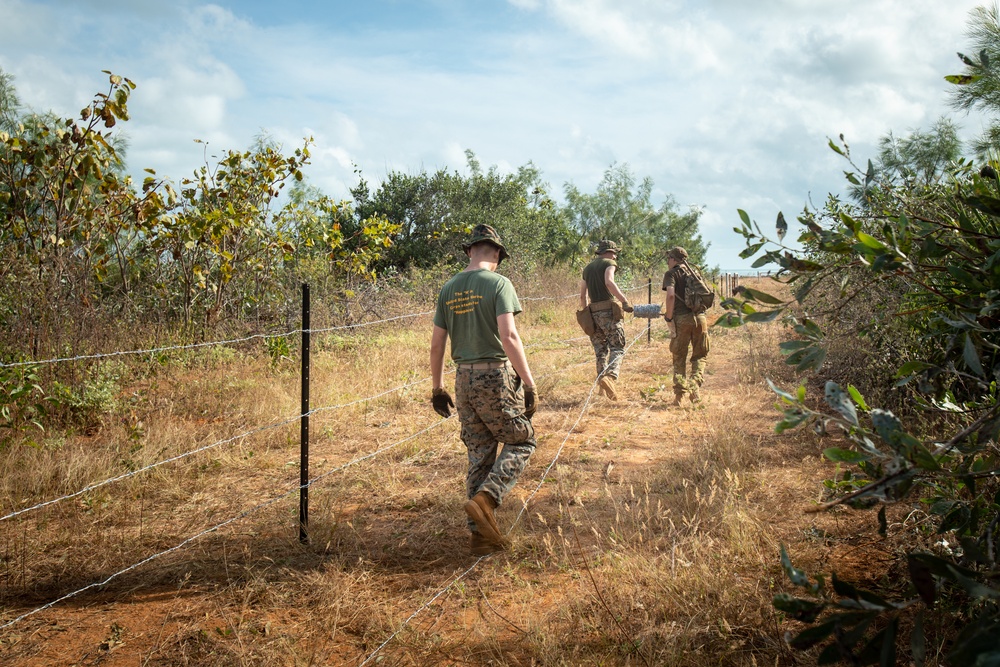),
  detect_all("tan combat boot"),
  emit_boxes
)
[599,376,618,401]
[464,492,507,548]
[470,531,505,556]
